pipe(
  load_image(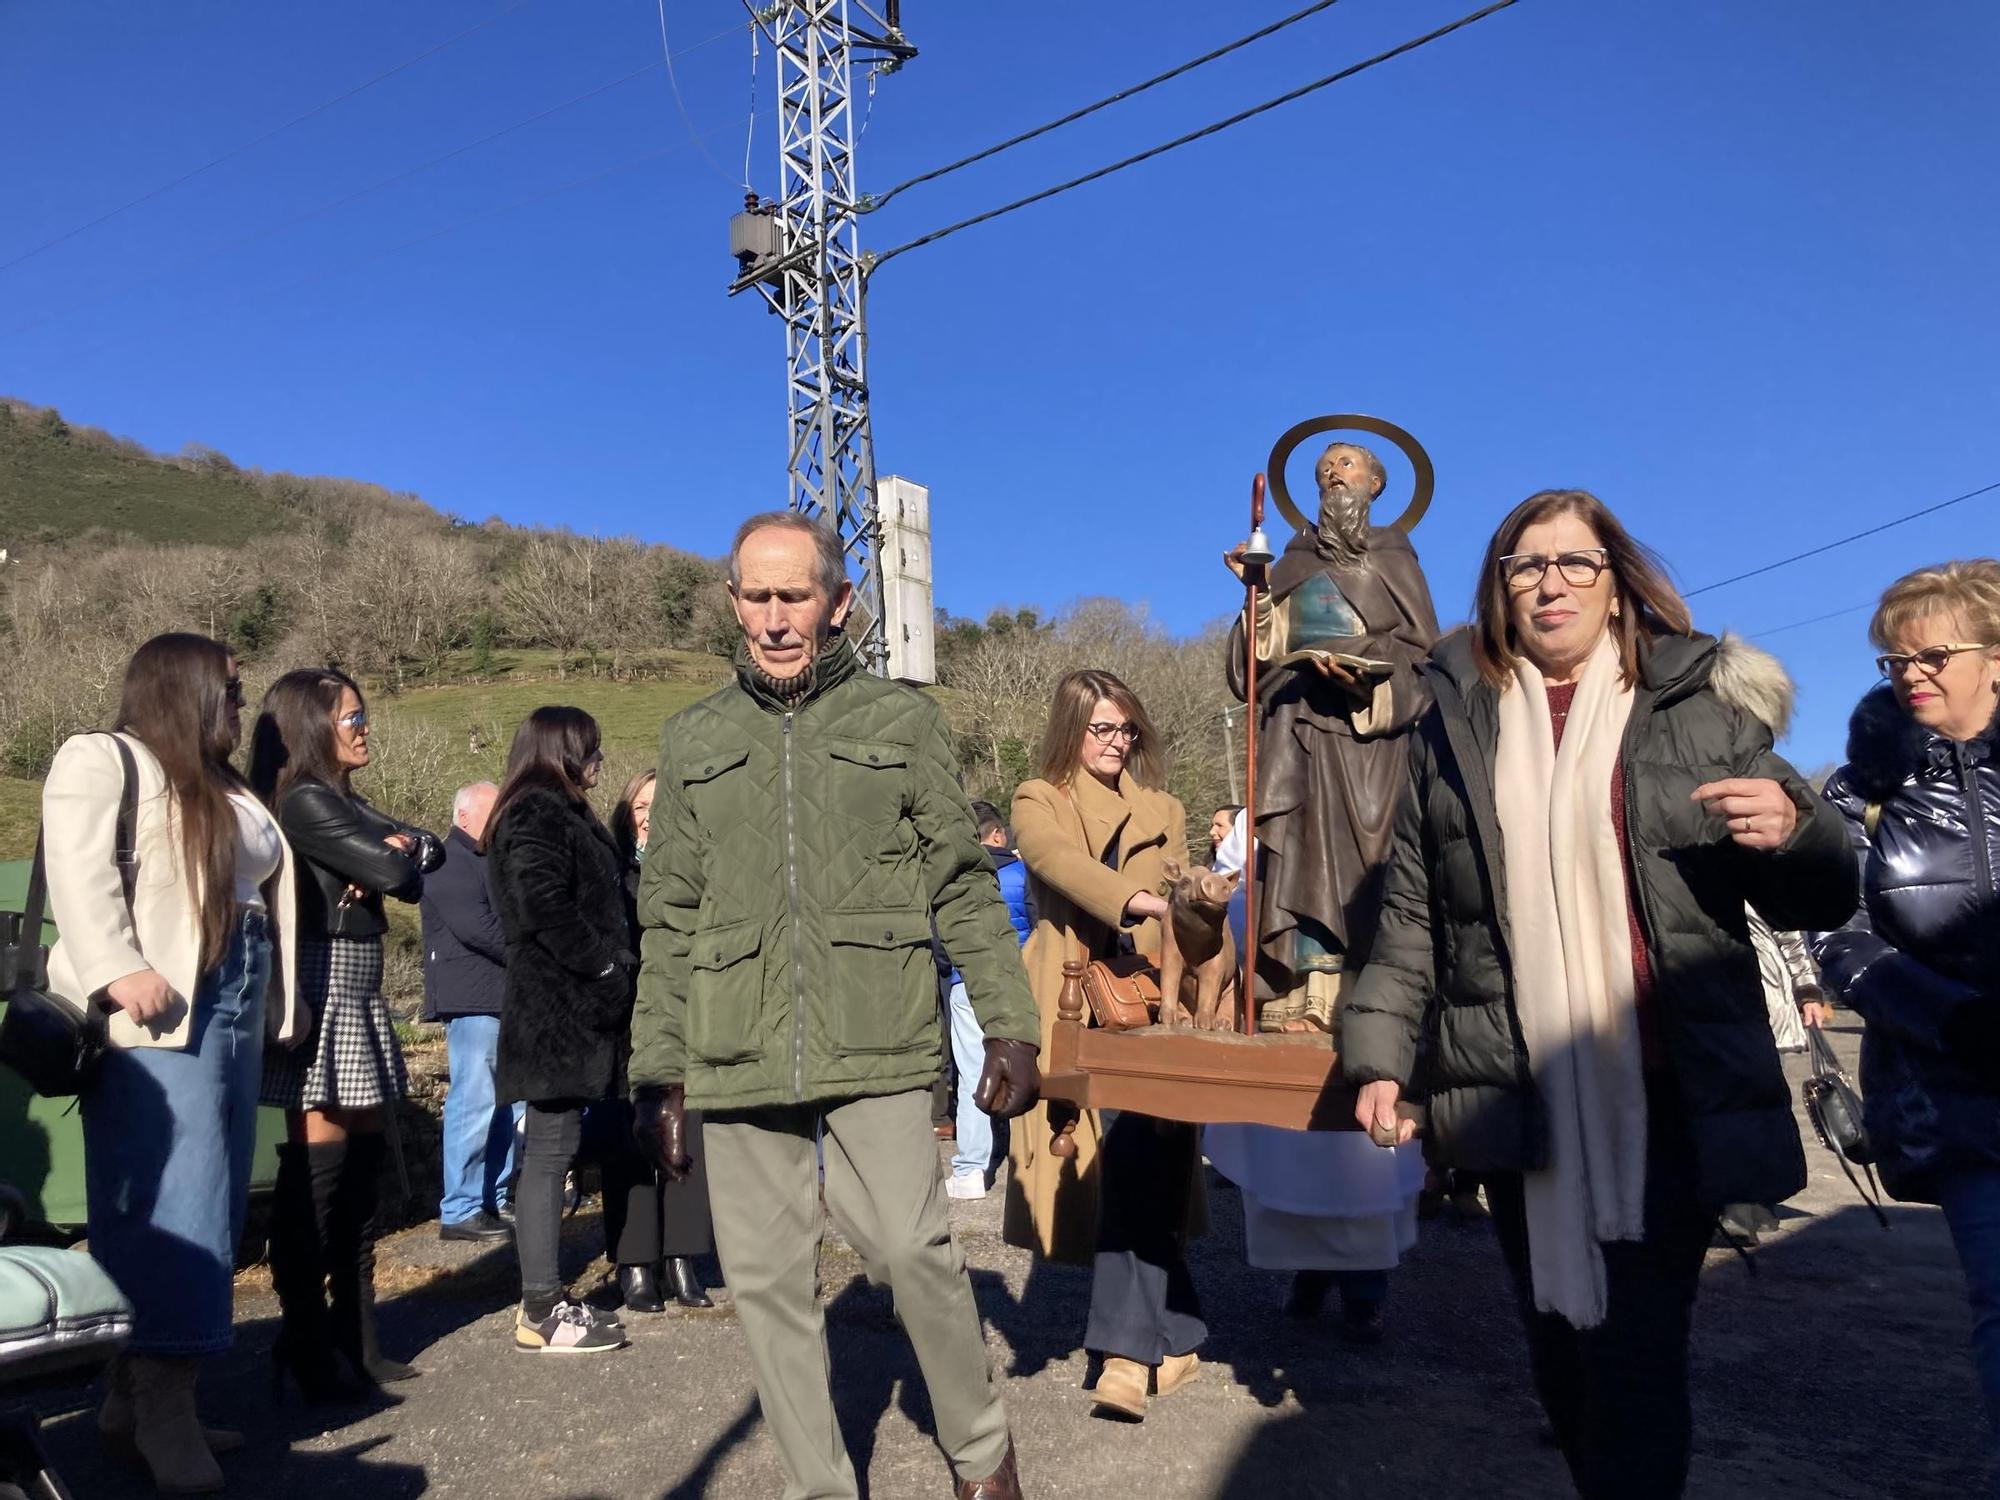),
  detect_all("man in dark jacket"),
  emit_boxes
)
[942,801,1036,1199]
[420,781,518,1243]
[630,512,1042,1500]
